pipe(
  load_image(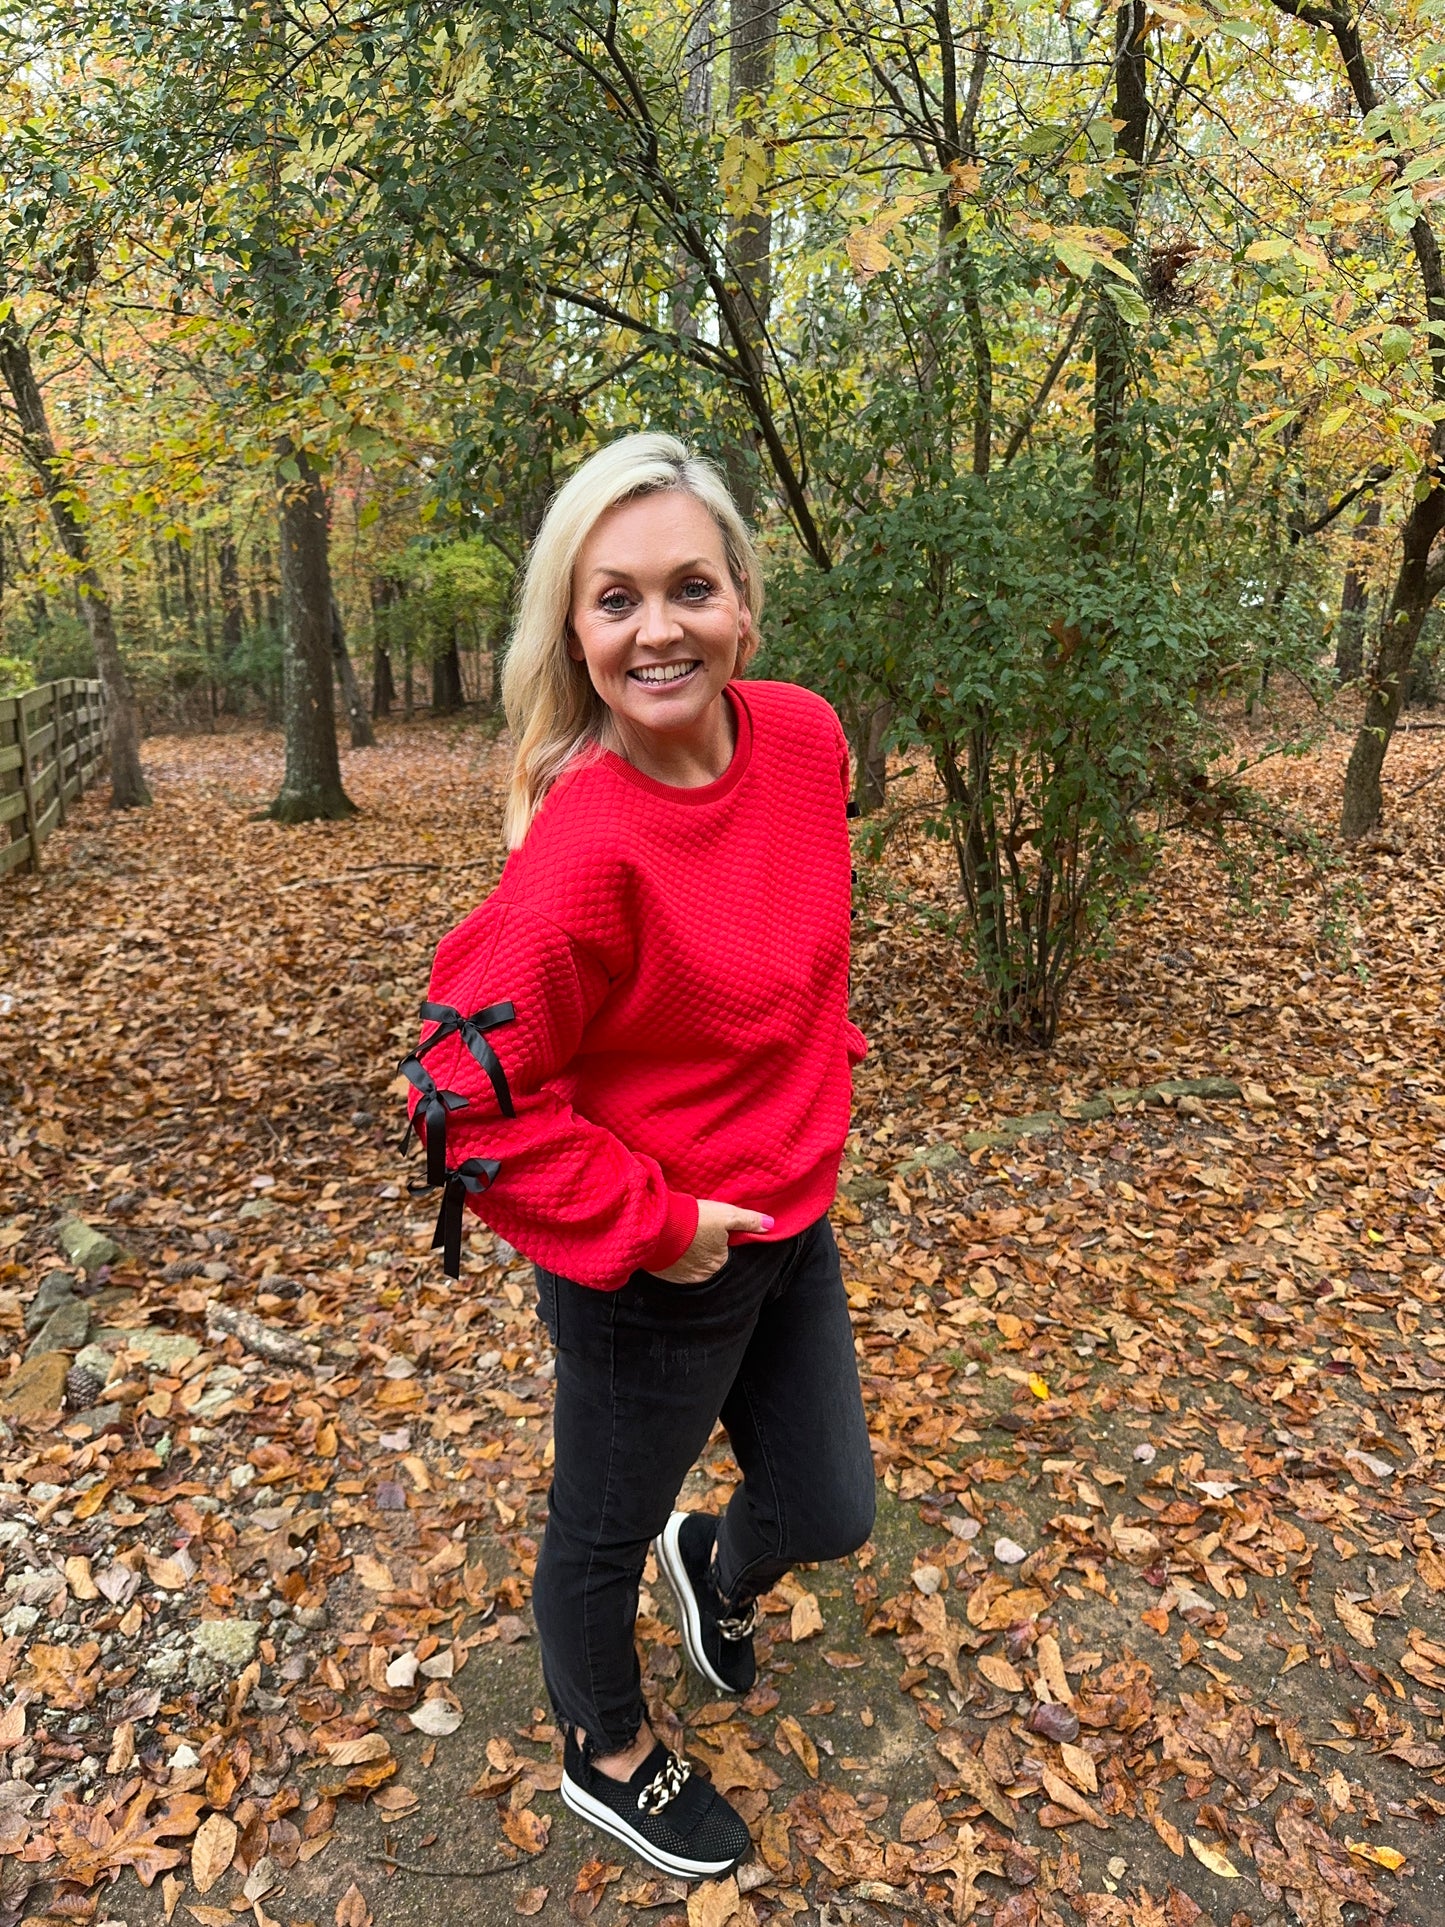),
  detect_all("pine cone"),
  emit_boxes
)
[65,1364,106,1412]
